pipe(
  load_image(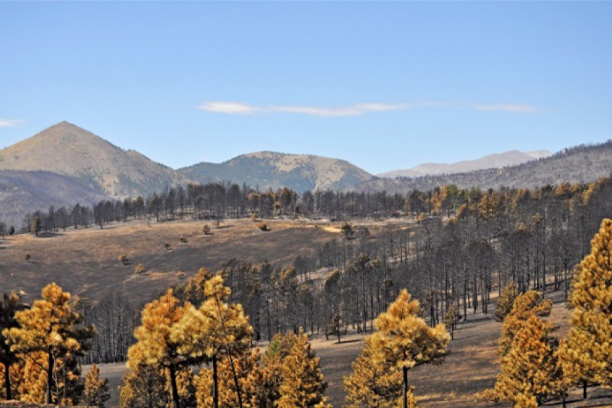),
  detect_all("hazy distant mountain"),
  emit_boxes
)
[0,170,109,228]
[0,122,189,199]
[378,150,552,179]
[355,142,612,193]
[179,151,375,192]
